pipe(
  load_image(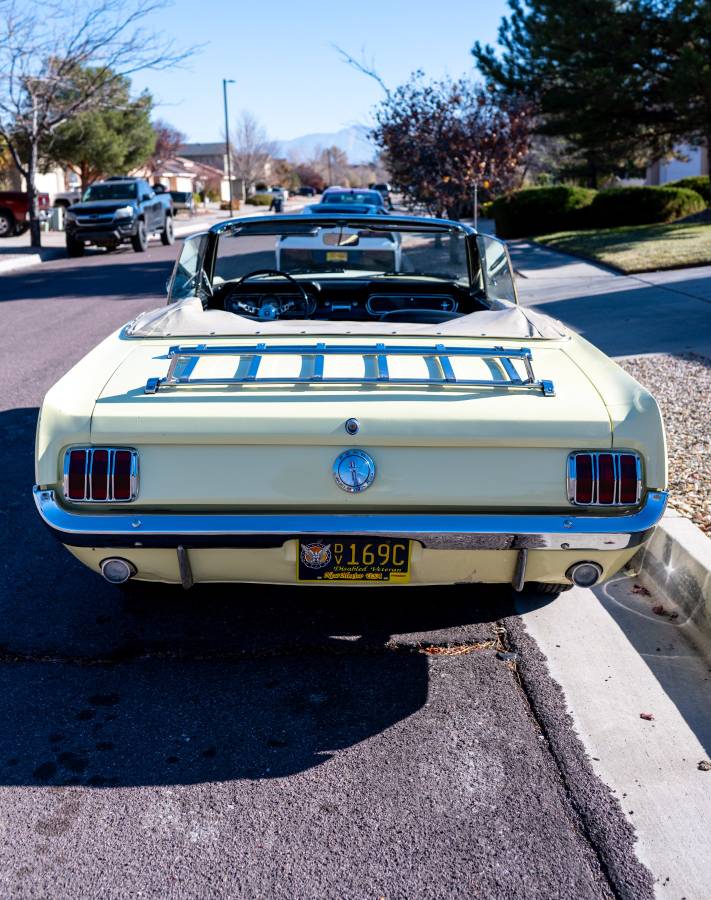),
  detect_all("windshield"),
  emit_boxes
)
[212,224,469,284]
[83,183,137,201]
